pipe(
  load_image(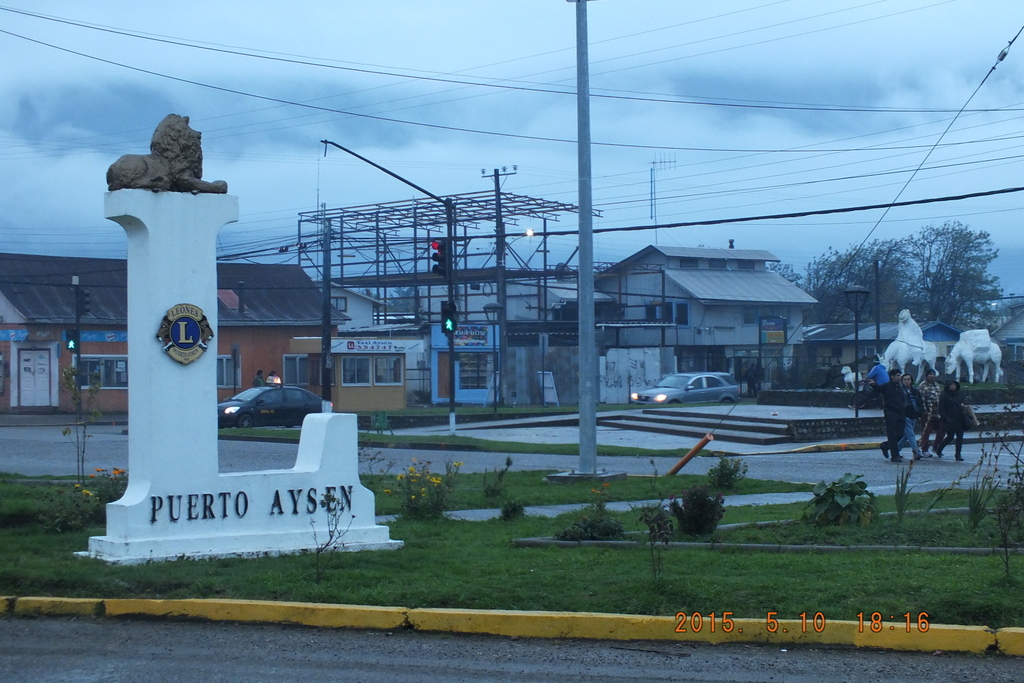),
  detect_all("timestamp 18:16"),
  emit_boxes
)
[857,612,930,632]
